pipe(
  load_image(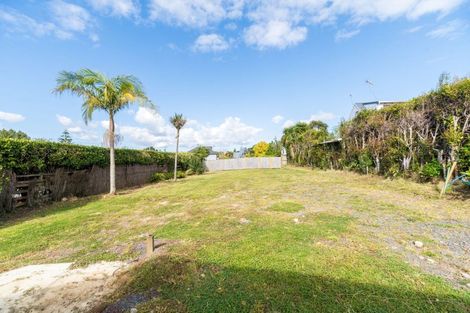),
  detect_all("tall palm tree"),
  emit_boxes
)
[170,113,187,181]
[54,68,152,194]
